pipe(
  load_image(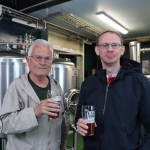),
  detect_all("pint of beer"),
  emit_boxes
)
[47,90,61,119]
[82,105,95,136]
